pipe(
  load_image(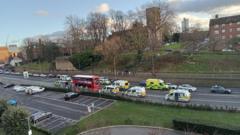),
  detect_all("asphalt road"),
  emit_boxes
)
[0,83,114,133]
[1,74,240,109]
